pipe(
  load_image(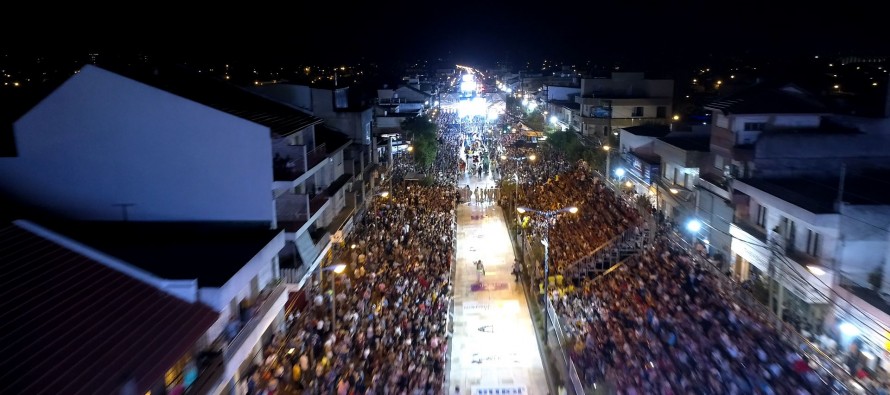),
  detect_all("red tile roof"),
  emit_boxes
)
[0,224,219,395]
